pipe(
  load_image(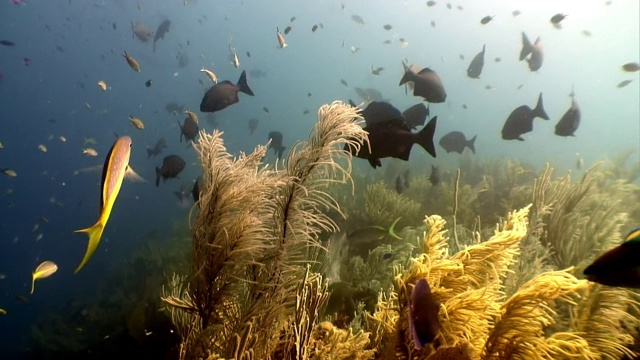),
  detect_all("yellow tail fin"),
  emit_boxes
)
[74,222,105,273]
